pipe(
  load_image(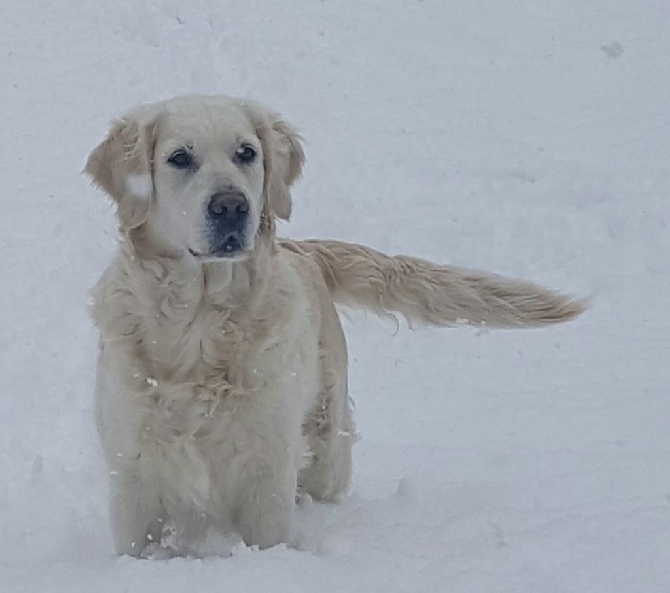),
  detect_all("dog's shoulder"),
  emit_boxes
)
[277,239,327,291]
[90,251,133,335]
